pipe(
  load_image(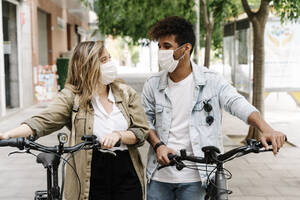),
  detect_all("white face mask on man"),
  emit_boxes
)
[158,45,186,73]
[100,60,118,85]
